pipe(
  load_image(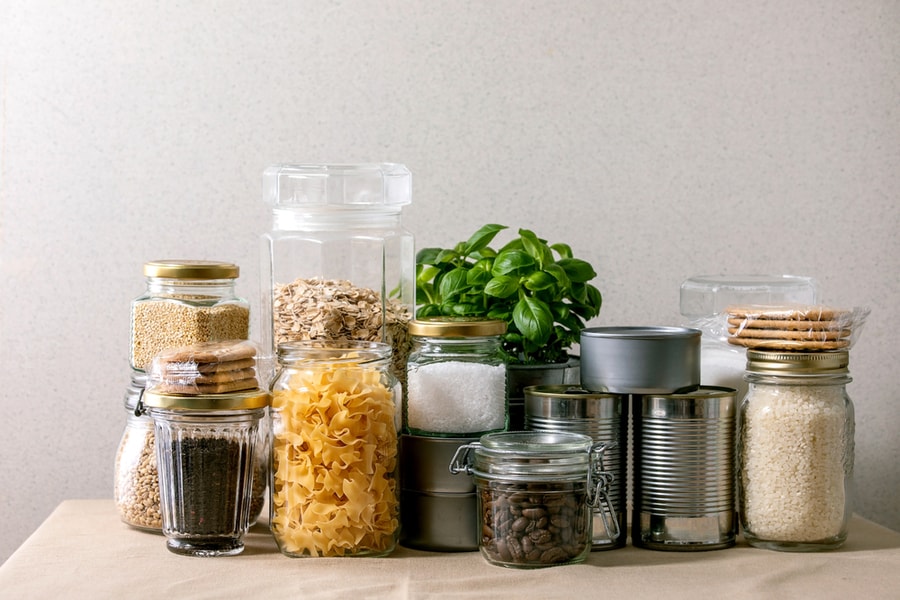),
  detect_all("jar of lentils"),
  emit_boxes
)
[739,350,854,551]
[450,431,614,568]
[130,260,250,372]
[114,372,161,531]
